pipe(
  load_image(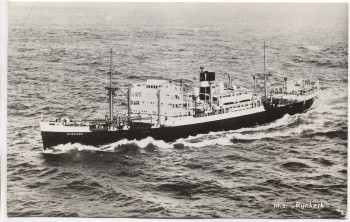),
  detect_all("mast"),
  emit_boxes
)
[264,41,267,98]
[264,41,266,74]
[253,75,256,91]
[109,49,113,122]
[105,49,117,123]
